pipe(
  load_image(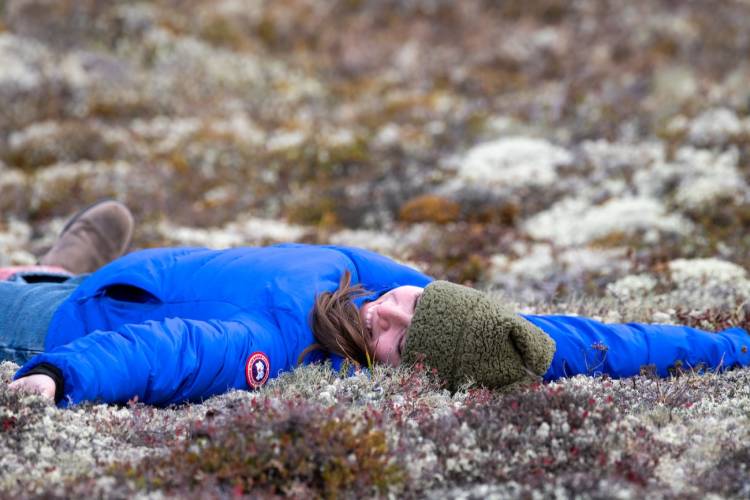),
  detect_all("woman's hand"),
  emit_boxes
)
[8,374,56,401]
